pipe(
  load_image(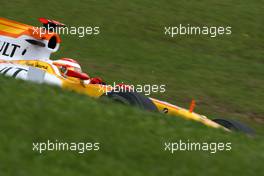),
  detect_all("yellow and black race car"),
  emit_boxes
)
[0,17,254,135]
